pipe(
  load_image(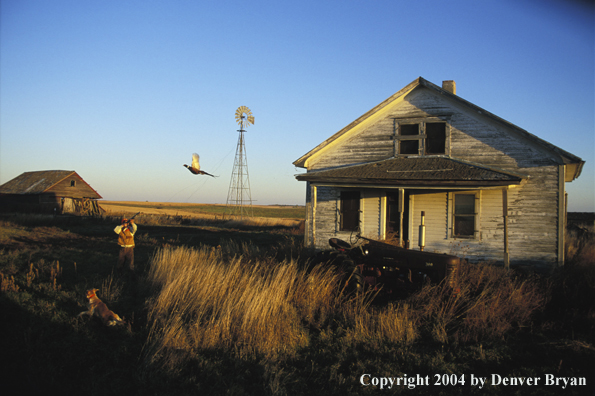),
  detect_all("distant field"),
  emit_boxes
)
[100,200,306,220]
